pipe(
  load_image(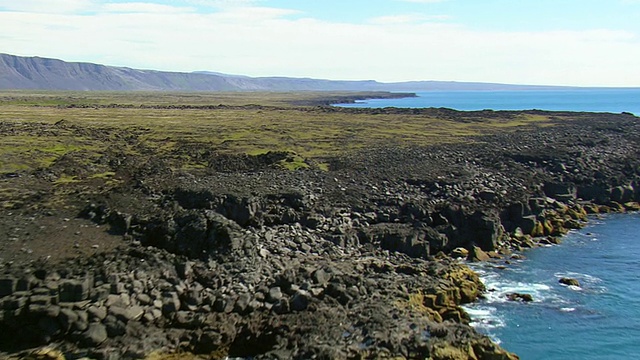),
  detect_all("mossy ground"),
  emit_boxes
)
[0,91,561,177]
